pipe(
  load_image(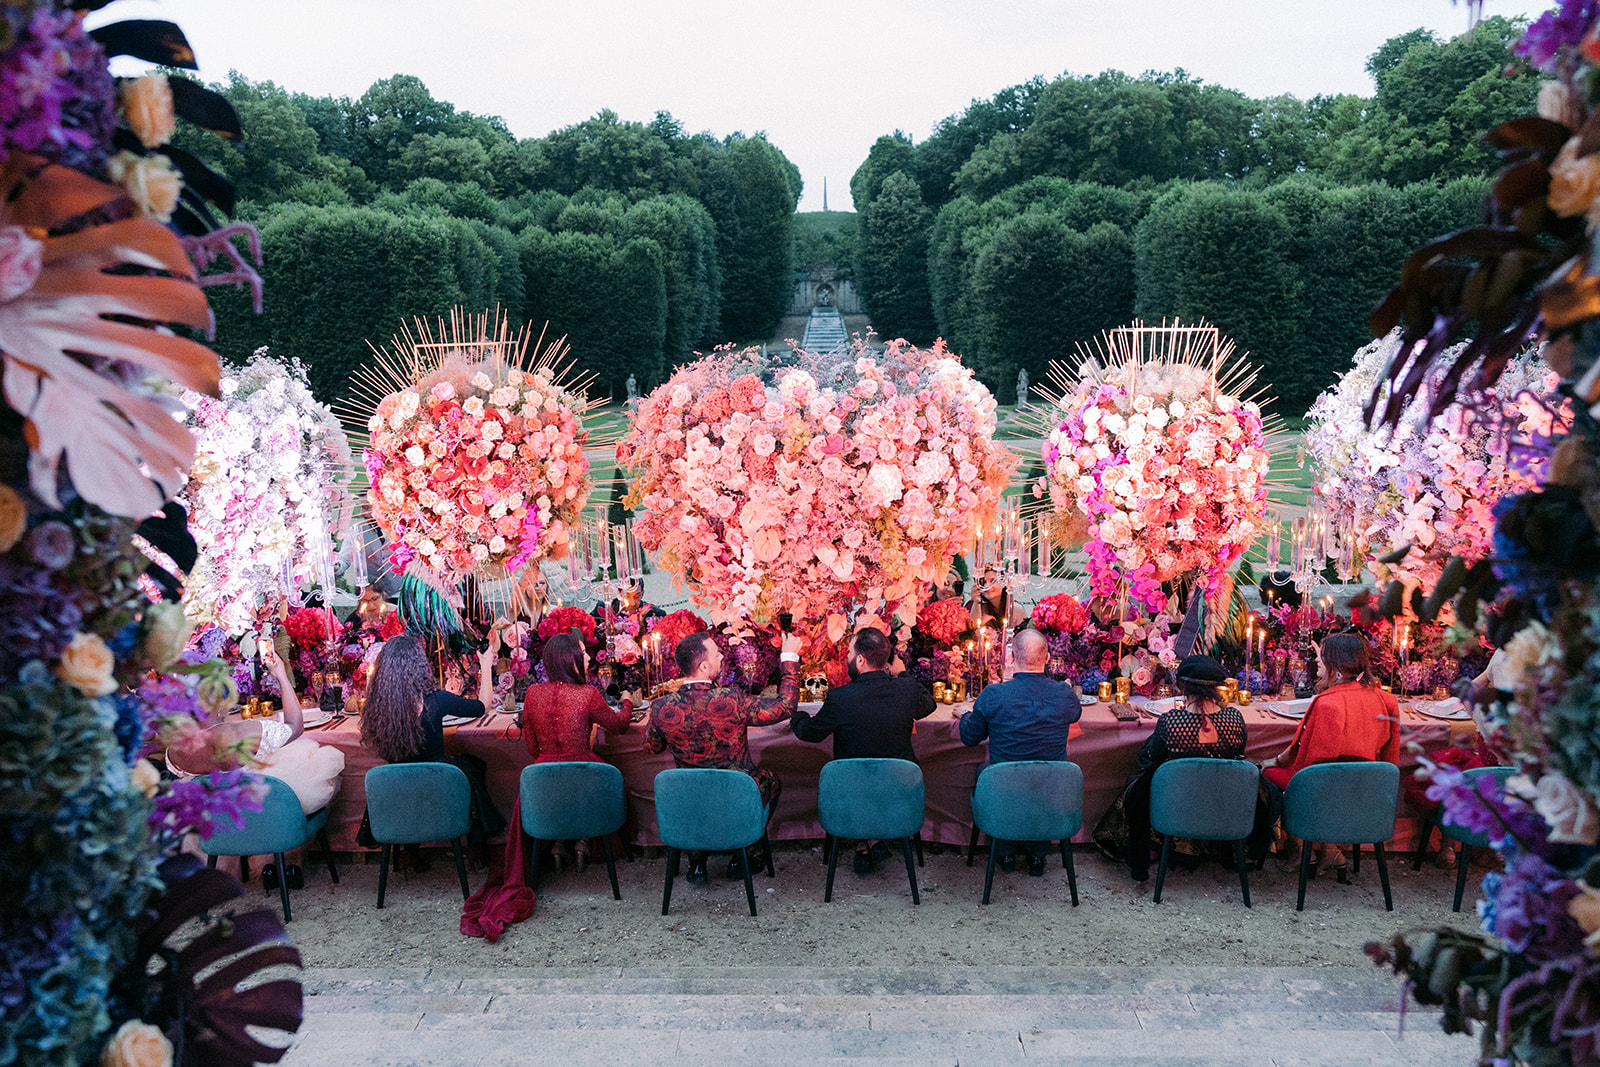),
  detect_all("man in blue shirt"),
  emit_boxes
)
[959,628,1082,875]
